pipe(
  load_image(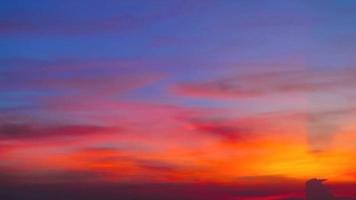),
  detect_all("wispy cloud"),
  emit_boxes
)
[0,58,162,96]
[186,118,252,143]
[0,122,118,141]
[0,13,159,35]
[0,0,213,36]
[173,69,356,99]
